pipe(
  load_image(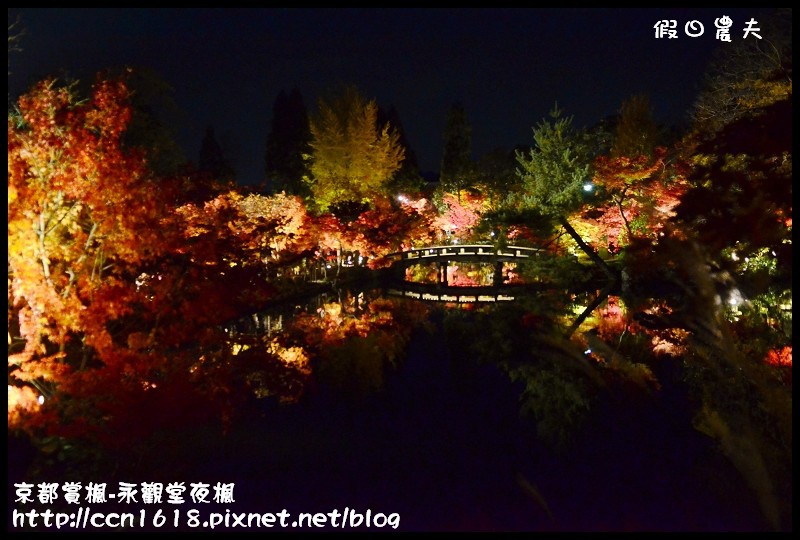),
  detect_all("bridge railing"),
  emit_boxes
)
[386,244,542,262]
